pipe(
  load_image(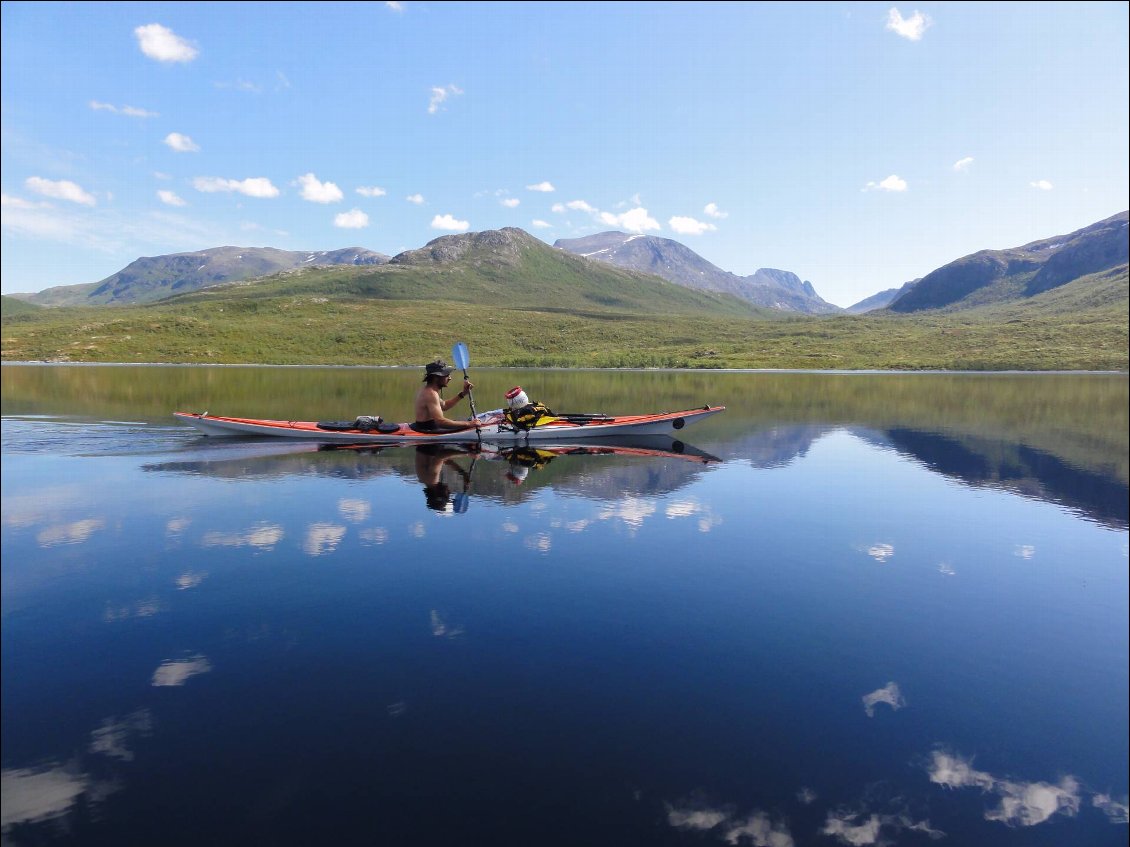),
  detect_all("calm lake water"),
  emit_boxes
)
[1,365,1127,847]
